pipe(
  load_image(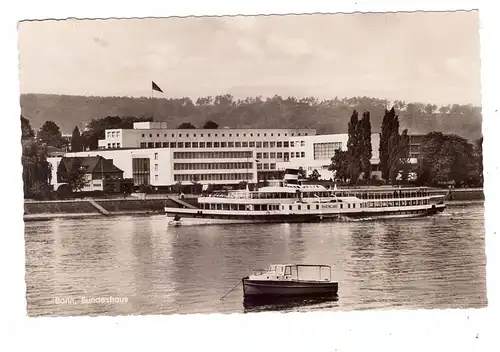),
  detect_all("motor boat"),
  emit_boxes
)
[242,264,338,298]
